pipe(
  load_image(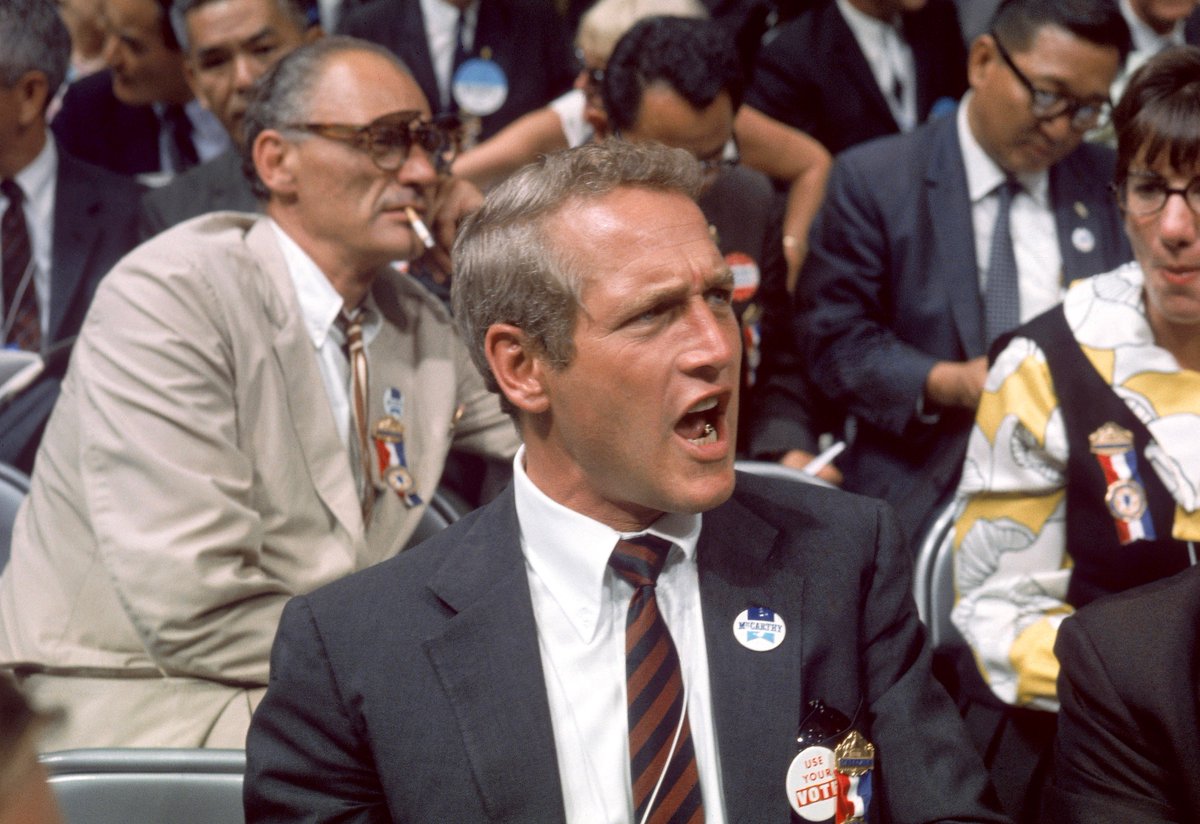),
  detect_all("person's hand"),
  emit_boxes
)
[419,175,484,283]
[780,449,844,486]
[924,356,988,410]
